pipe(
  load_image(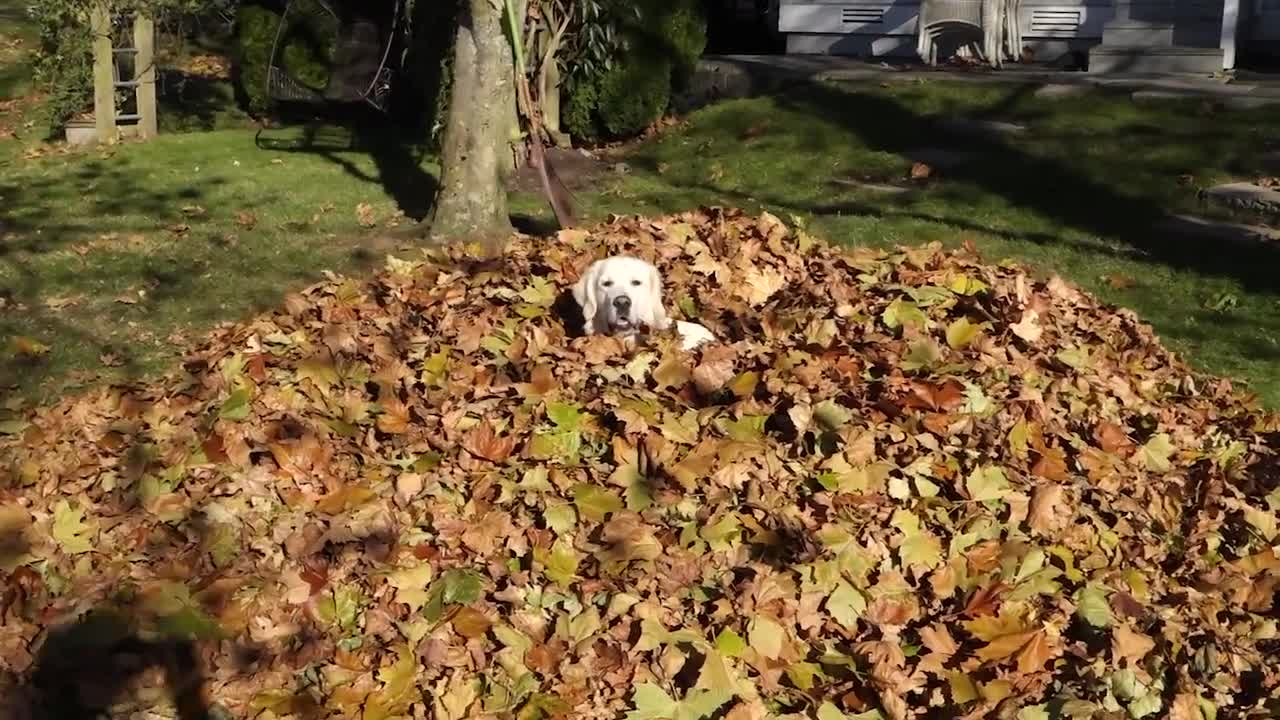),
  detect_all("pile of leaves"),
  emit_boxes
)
[2,208,1279,720]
